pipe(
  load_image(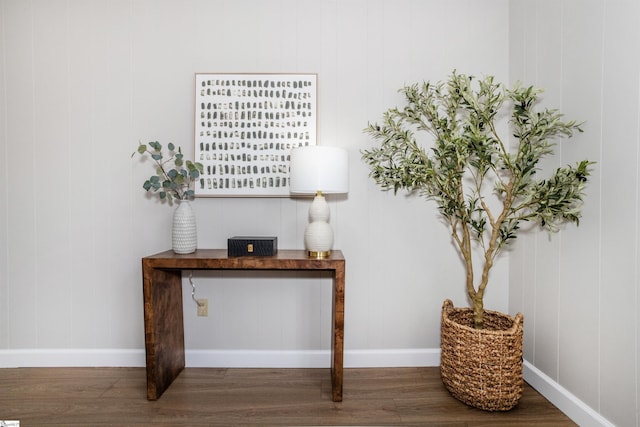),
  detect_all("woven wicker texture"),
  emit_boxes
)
[440,299,524,411]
